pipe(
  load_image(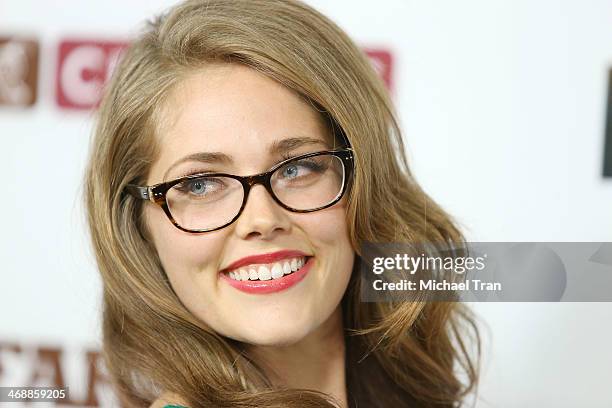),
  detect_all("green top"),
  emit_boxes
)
[163,405,188,408]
